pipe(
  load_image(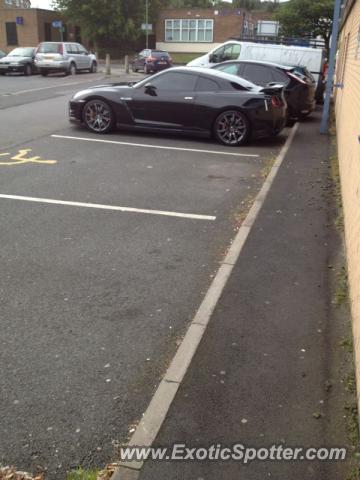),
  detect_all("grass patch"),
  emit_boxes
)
[335,266,349,306]
[170,52,199,64]
[329,138,344,232]
[67,469,99,480]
